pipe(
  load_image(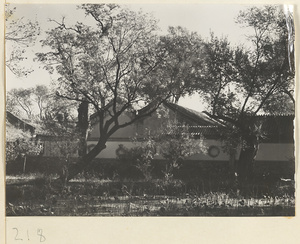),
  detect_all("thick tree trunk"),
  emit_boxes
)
[228,148,237,175]
[237,135,259,184]
[66,140,107,181]
[77,100,89,157]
